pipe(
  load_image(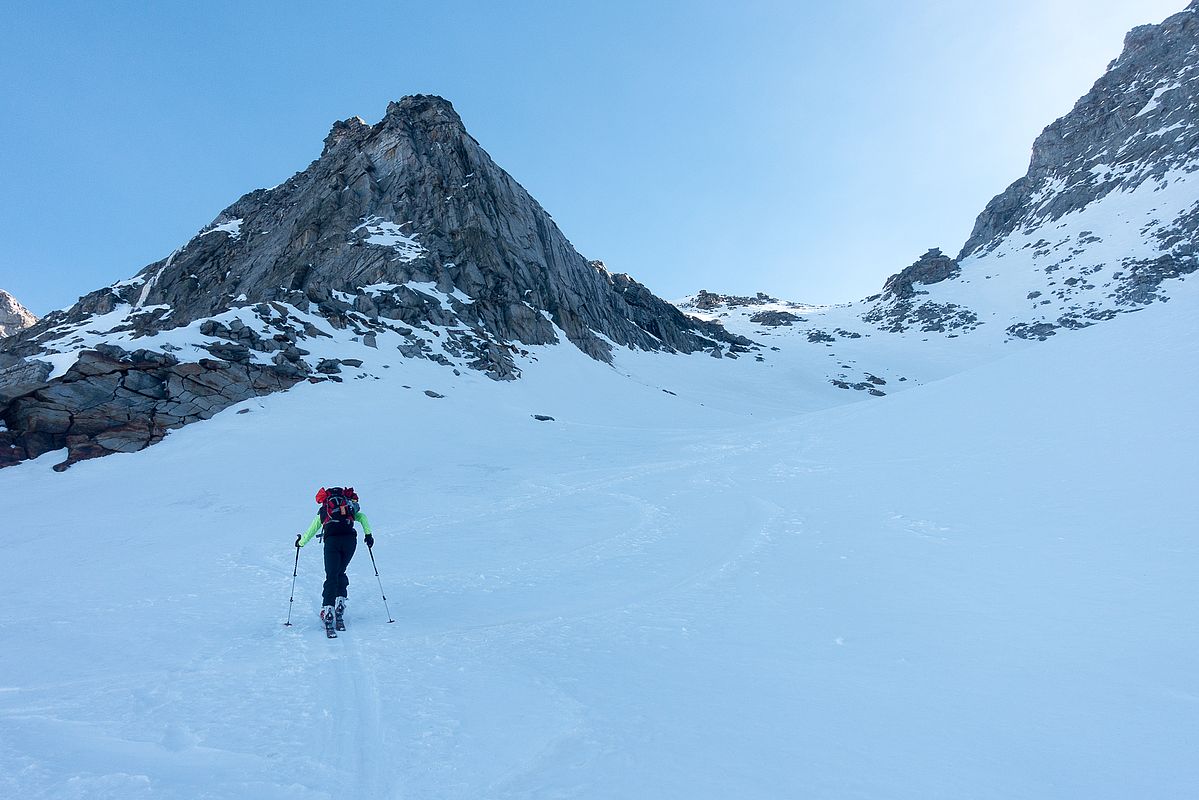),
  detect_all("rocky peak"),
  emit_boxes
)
[320,97,467,157]
[7,93,744,366]
[383,94,465,128]
[0,95,749,470]
[0,290,37,338]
